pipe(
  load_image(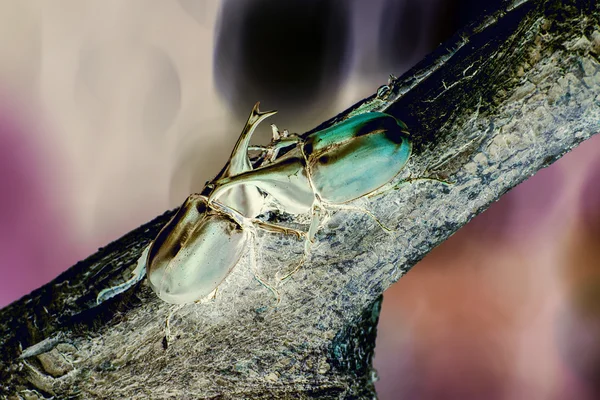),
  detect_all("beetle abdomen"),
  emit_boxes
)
[304,113,412,204]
